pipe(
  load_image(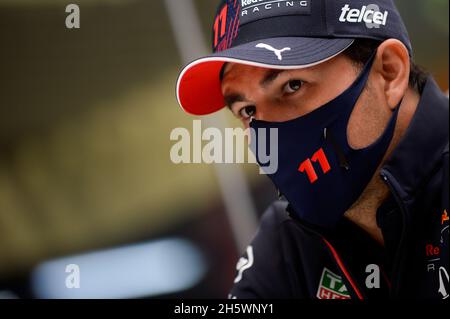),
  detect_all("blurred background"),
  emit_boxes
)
[0,0,448,299]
